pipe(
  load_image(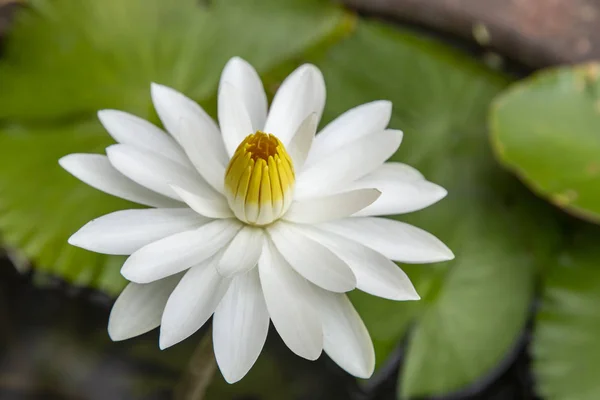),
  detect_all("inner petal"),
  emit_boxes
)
[224,131,295,226]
